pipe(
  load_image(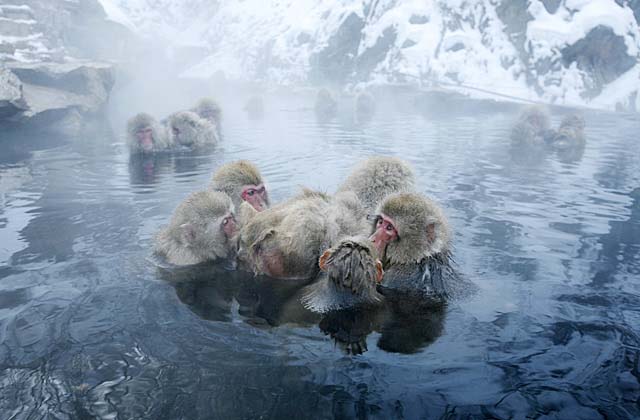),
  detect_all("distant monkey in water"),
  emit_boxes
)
[547,114,586,150]
[314,88,338,122]
[166,111,219,148]
[510,106,554,147]
[354,91,376,123]
[191,98,222,126]
[127,113,172,154]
